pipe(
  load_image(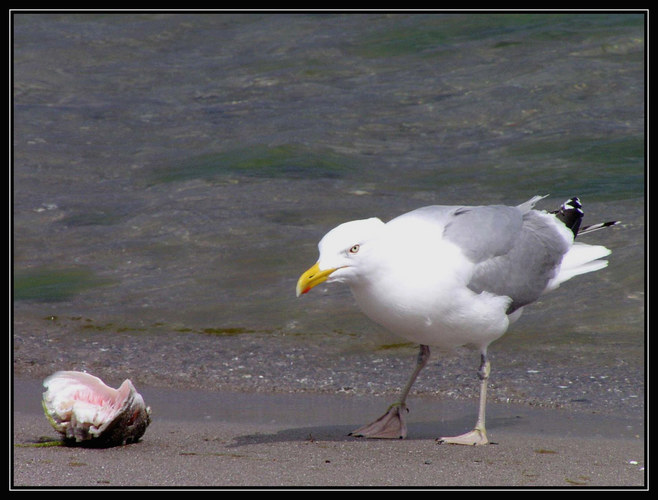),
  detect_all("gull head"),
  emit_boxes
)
[296,217,385,297]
